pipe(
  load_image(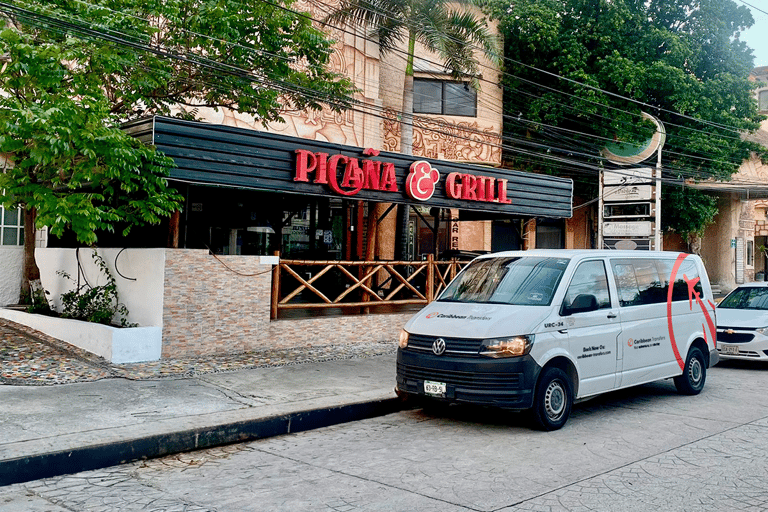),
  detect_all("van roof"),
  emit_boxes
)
[475,249,695,260]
